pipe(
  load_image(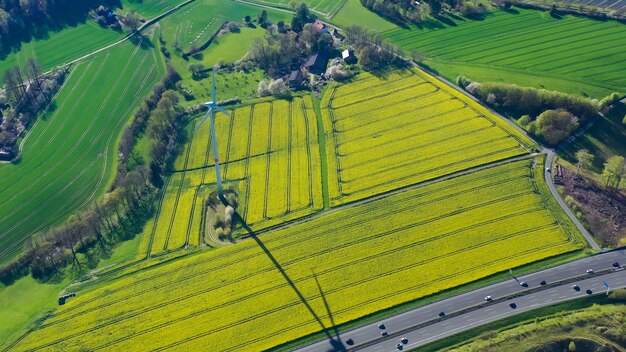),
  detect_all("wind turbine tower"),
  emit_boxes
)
[194,68,232,199]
